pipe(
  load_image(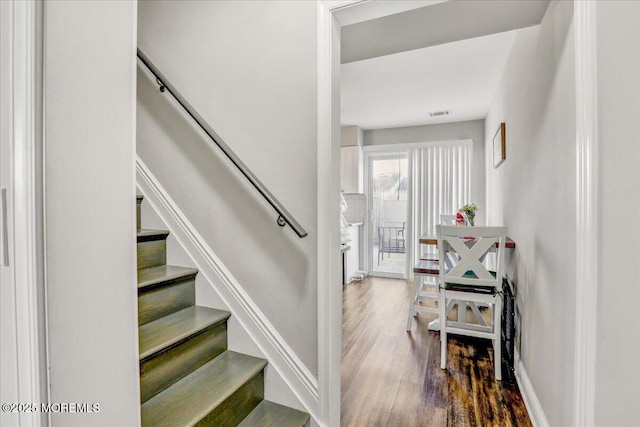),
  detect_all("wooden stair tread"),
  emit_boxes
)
[413,260,440,275]
[139,306,230,360]
[137,229,169,242]
[141,351,267,427]
[239,400,310,427]
[138,265,198,290]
